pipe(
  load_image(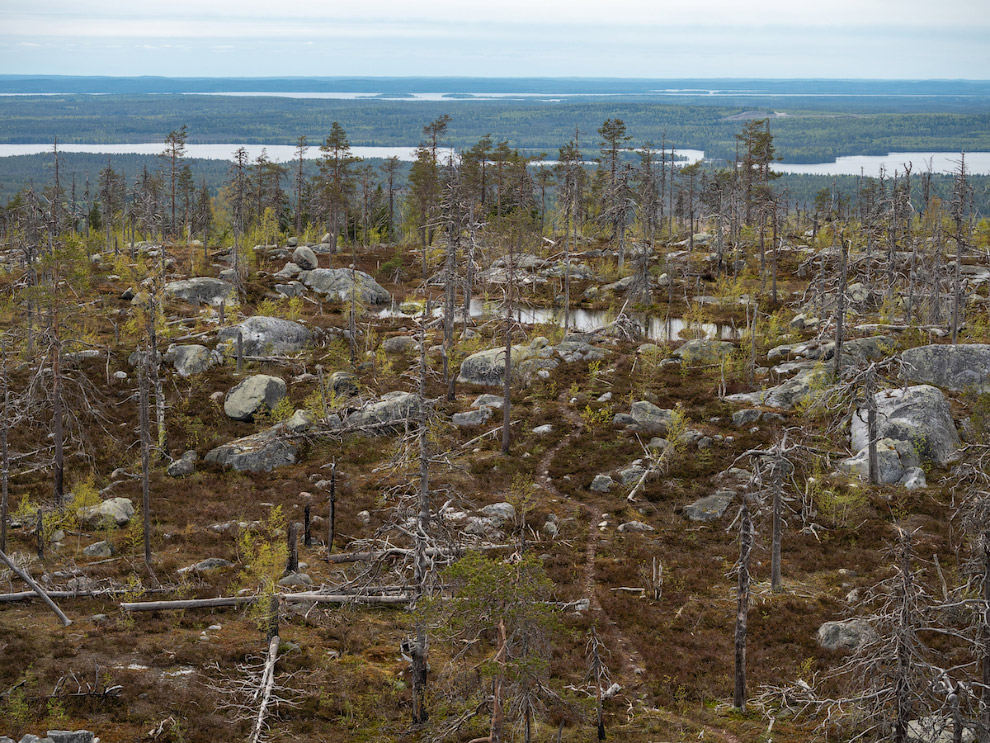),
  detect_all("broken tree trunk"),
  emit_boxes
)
[0,548,71,626]
[249,634,280,743]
